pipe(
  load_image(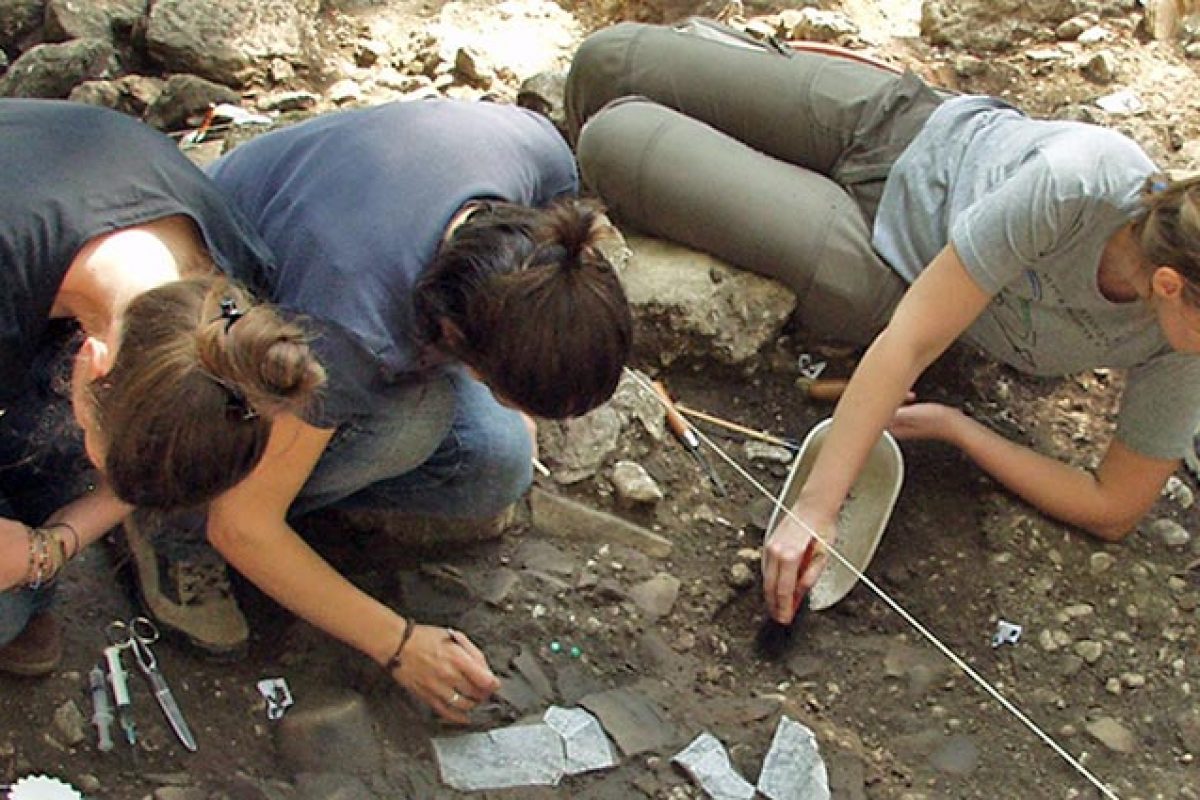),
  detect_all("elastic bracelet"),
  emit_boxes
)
[44,521,81,561]
[385,618,417,675]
